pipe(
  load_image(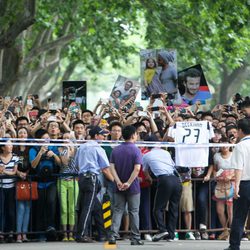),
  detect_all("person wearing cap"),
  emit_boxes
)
[75,126,114,243]
[157,51,177,94]
[142,134,182,242]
